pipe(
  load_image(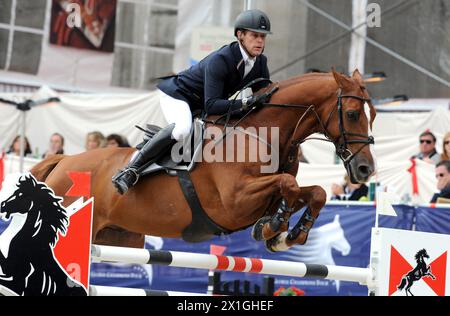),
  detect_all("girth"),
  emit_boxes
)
[177,170,233,242]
